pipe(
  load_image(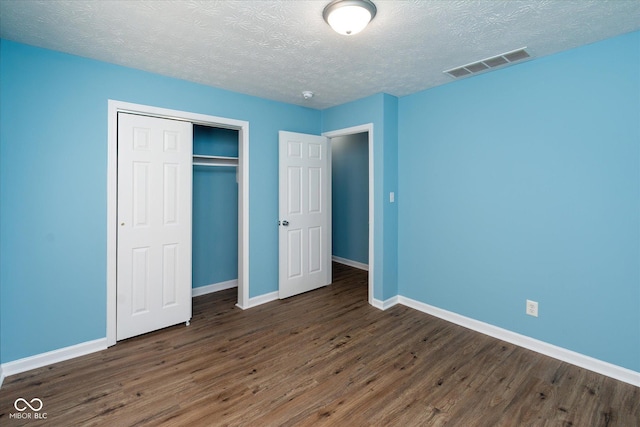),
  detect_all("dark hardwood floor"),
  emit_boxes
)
[1,263,638,426]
